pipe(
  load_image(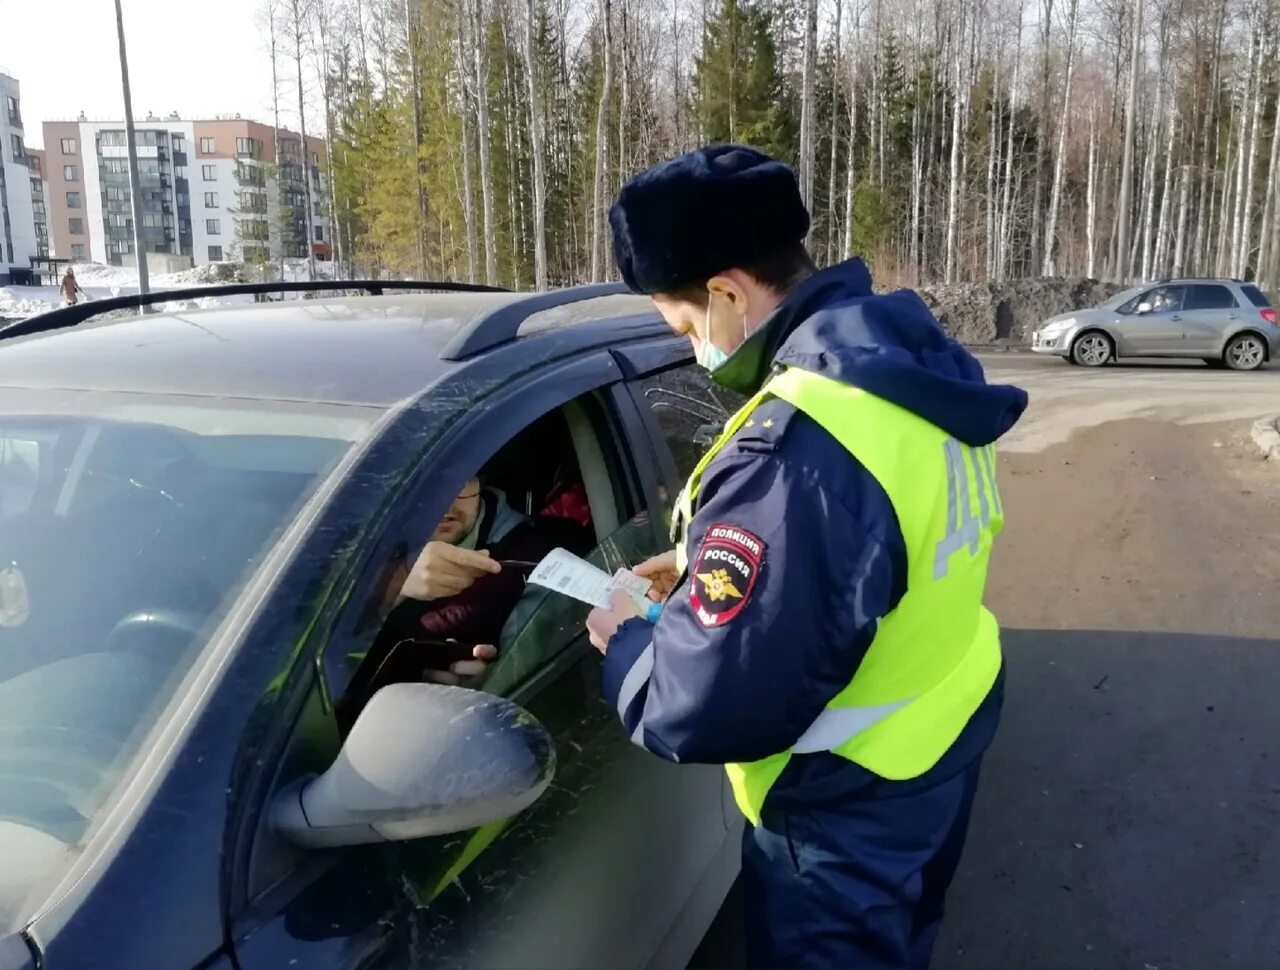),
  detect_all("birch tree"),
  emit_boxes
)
[590,0,613,282]
[1042,0,1080,276]
[798,0,819,213]
[524,0,549,288]
[1113,0,1144,281]
[474,0,498,285]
